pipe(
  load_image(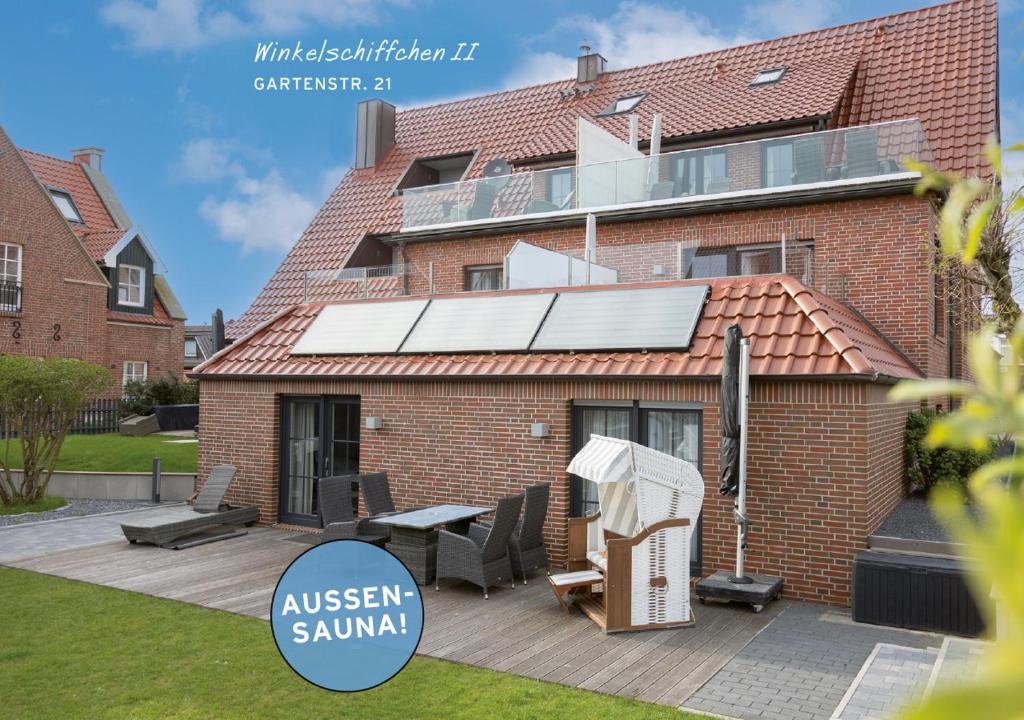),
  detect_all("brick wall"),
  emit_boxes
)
[0,126,184,395]
[198,376,906,605]
[403,194,943,378]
